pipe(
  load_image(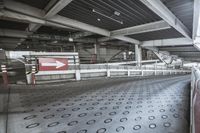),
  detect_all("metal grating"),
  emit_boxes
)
[0,19,28,30]
[128,28,183,41]
[7,76,190,133]
[162,0,194,32]
[14,0,51,9]
[58,0,162,30]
